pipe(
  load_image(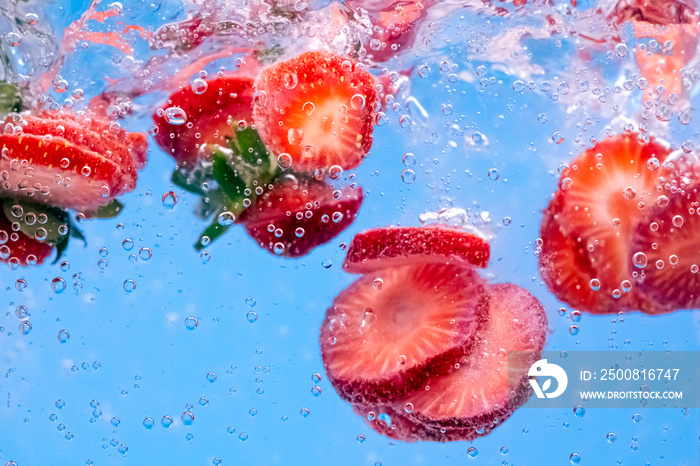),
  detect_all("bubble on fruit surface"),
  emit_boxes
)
[218,211,235,226]
[569,452,581,464]
[164,107,187,125]
[57,329,70,343]
[191,78,208,94]
[162,191,177,209]
[589,278,600,291]
[573,405,585,418]
[467,447,478,458]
